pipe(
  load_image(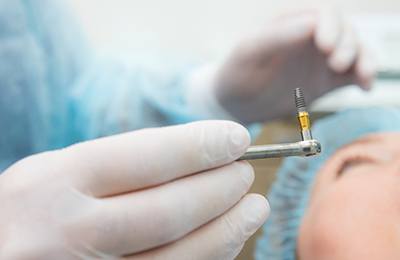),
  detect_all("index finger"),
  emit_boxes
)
[315,7,342,54]
[61,120,250,197]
